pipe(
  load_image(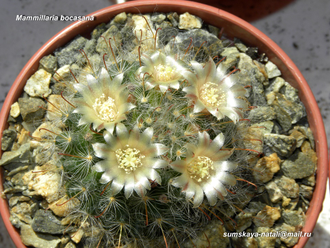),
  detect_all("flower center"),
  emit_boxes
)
[115,145,145,174]
[199,82,226,107]
[154,64,177,82]
[188,156,214,182]
[93,94,117,122]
